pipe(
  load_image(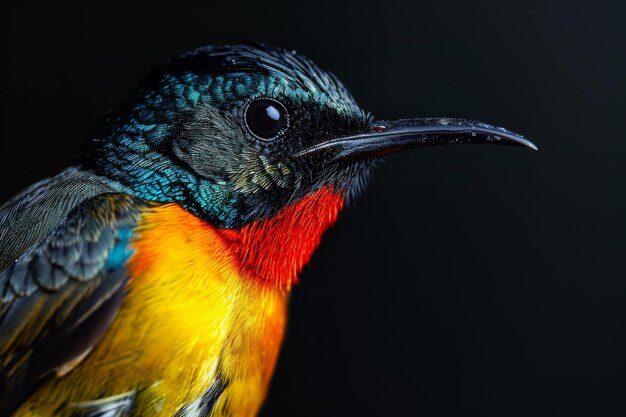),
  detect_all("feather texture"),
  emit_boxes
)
[0,193,143,416]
